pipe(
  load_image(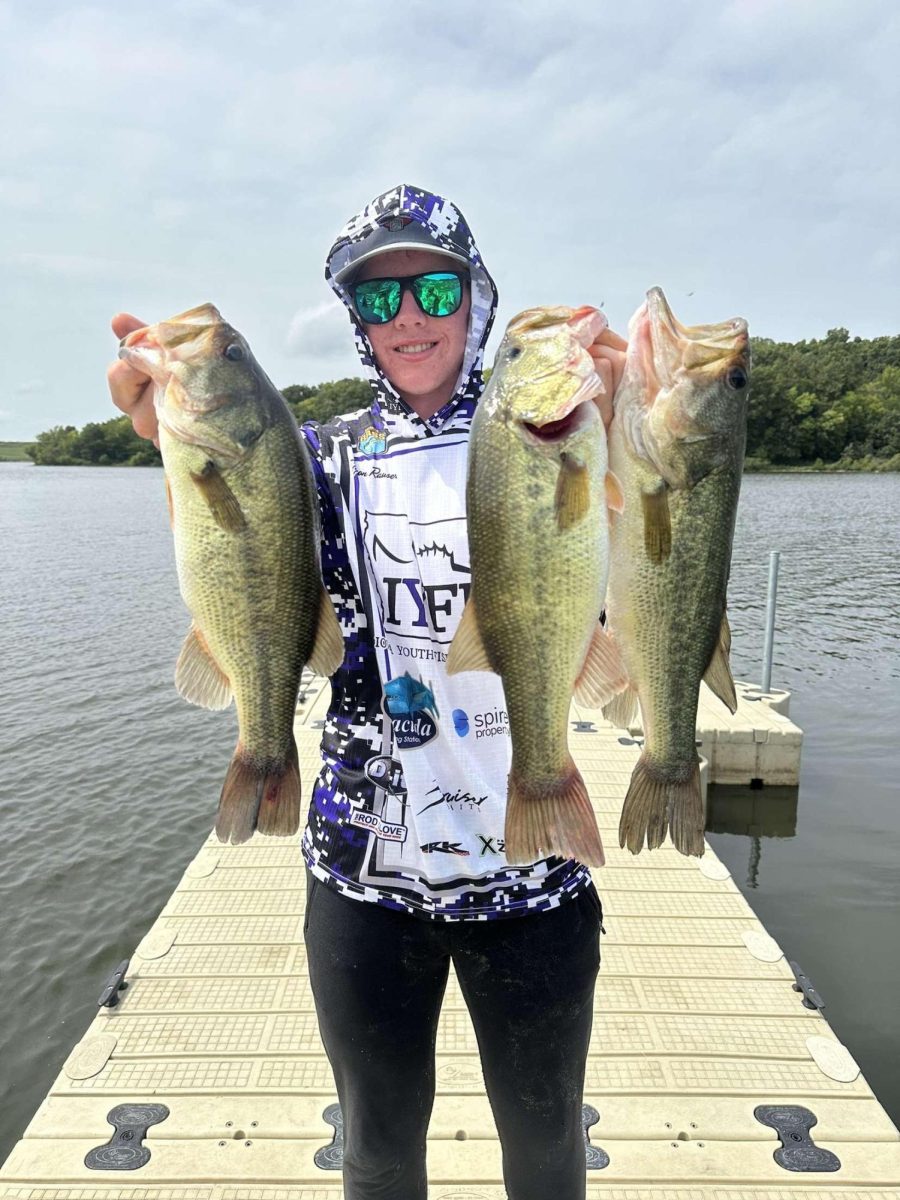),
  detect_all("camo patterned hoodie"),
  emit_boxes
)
[300,184,592,919]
